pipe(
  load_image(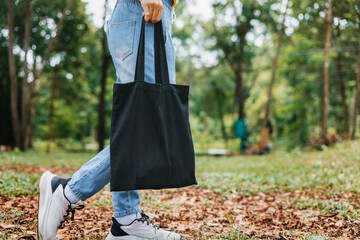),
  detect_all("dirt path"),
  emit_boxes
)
[1,188,360,239]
